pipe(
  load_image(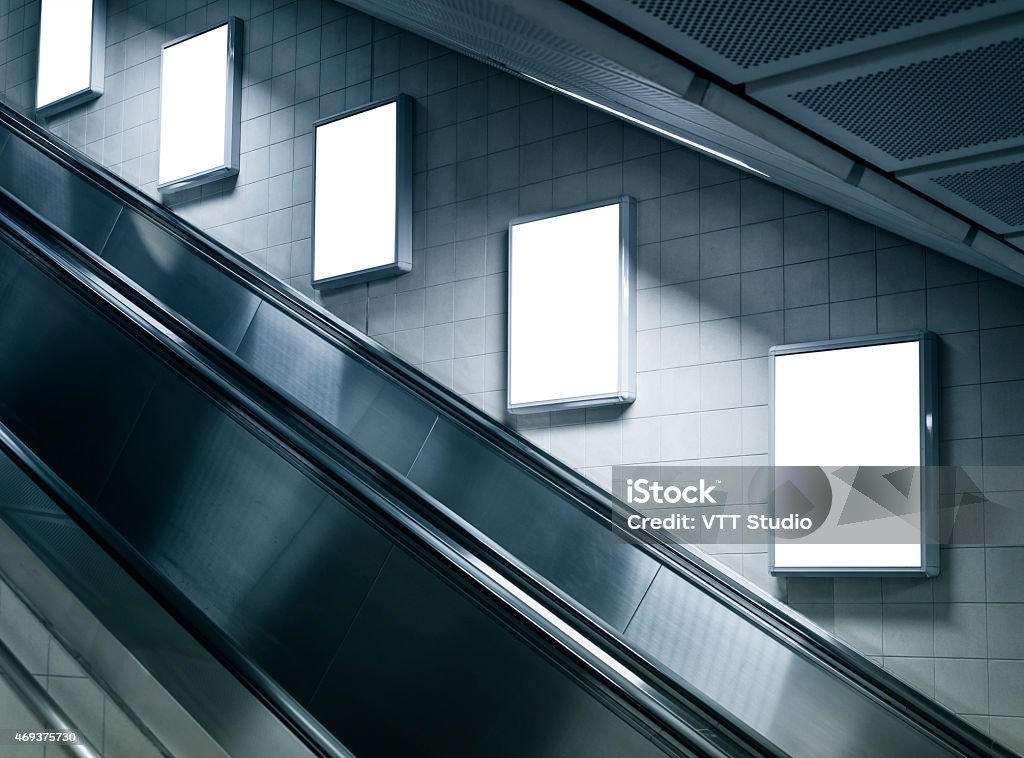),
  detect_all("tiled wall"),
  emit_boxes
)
[0,578,165,757]
[1,0,1023,749]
